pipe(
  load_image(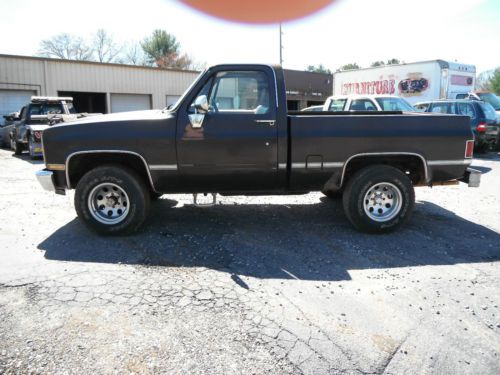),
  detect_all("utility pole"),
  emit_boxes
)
[279,23,283,66]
